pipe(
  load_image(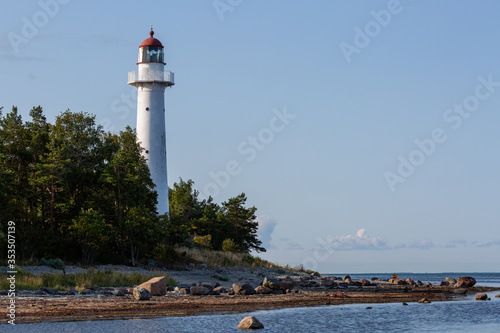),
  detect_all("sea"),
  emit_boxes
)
[7,272,500,333]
